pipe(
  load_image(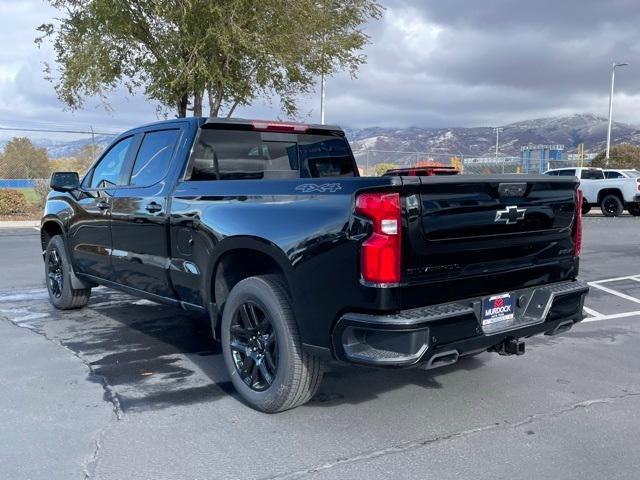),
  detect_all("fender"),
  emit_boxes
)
[203,235,299,332]
[41,215,95,290]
